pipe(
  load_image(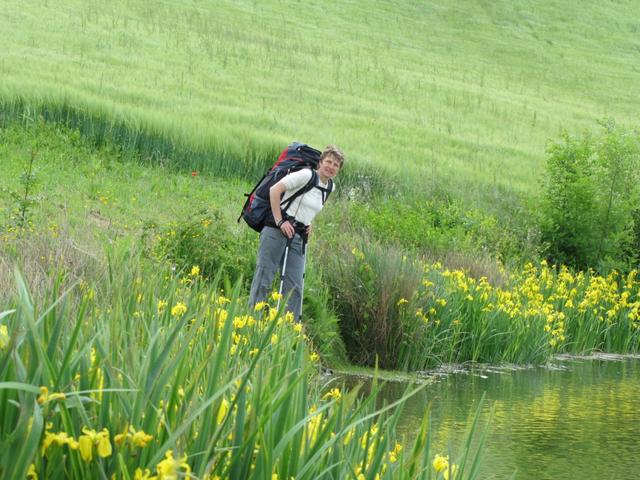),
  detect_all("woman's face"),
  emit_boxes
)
[317,155,341,181]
